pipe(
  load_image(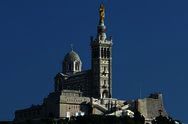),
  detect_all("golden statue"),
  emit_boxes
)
[99,4,105,23]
